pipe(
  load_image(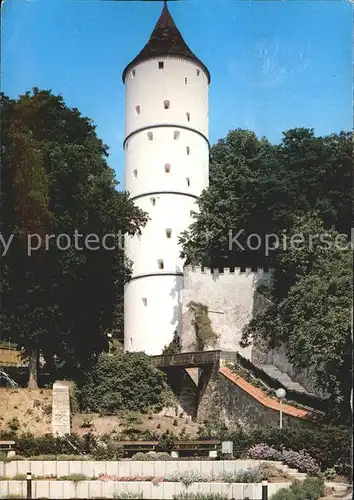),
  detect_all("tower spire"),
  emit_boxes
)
[122,0,210,83]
